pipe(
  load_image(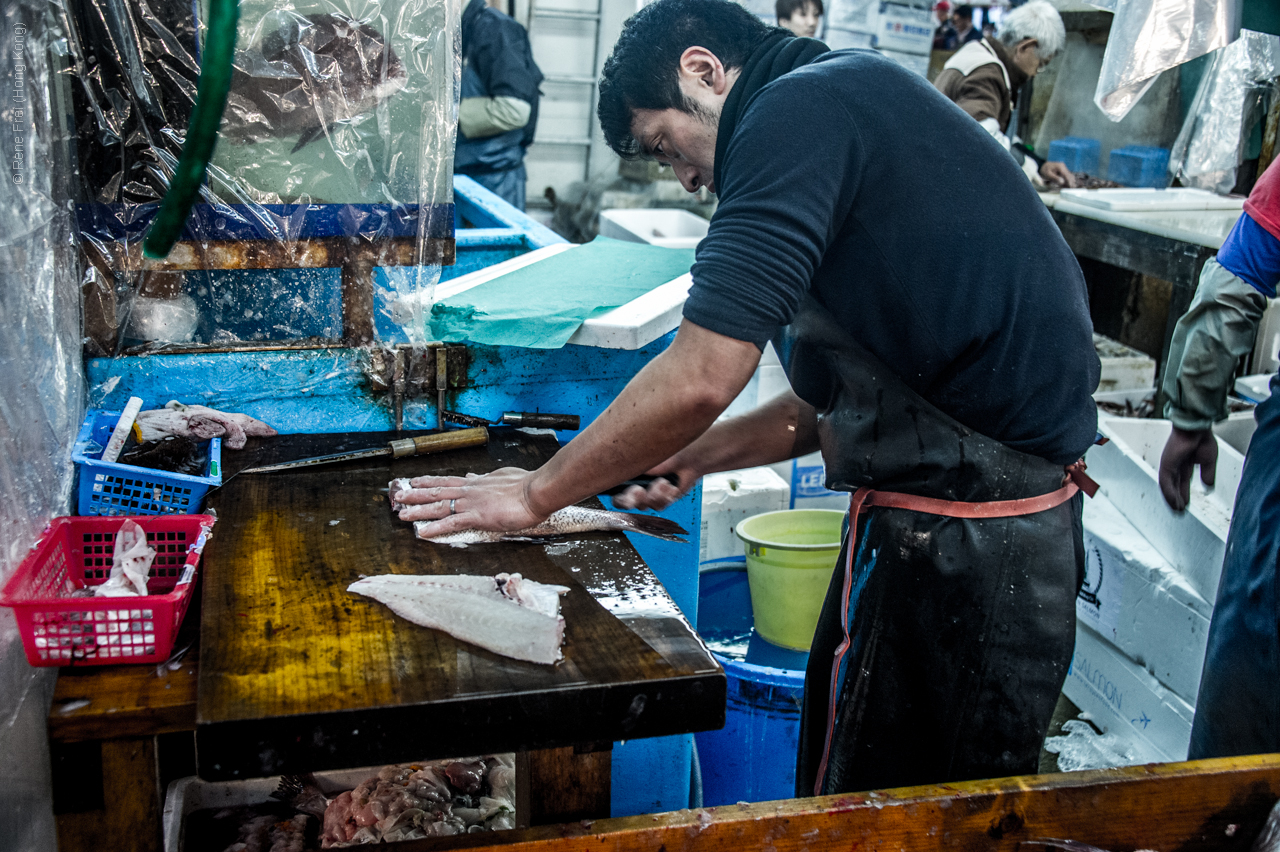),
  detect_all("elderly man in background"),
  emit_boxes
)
[934,0,1075,188]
